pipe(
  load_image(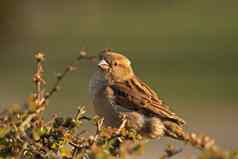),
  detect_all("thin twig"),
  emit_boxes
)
[93,117,104,142]
[19,52,46,131]
[44,50,97,103]
[74,106,91,122]
[164,122,225,157]
[44,64,75,101]
[33,52,46,107]
[19,106,45,132]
